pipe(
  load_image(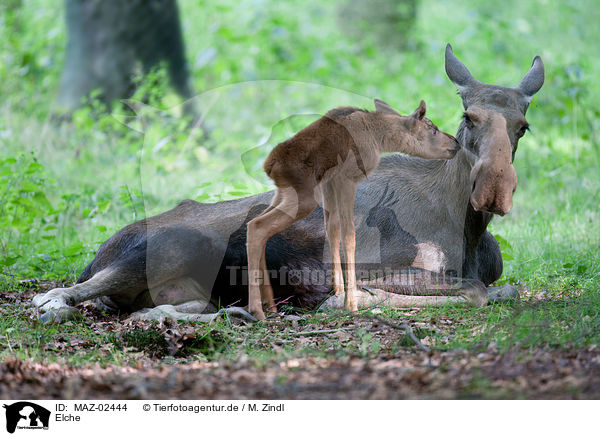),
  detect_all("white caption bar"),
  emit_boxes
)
[0,400,595,436]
